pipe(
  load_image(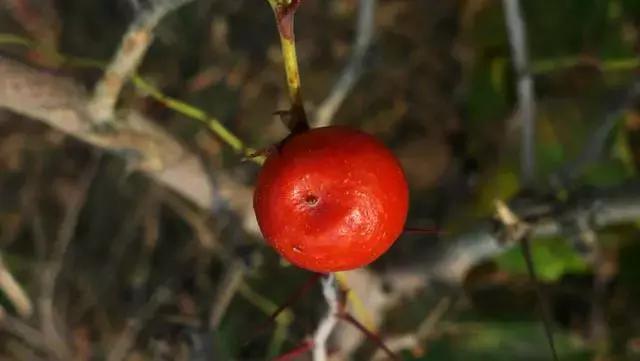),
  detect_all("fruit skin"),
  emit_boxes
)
[253,126,409,272]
